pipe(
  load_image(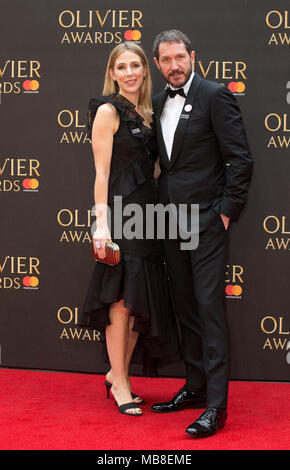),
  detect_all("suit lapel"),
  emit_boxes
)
[155,91,170,168]
[169,73,202,168]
